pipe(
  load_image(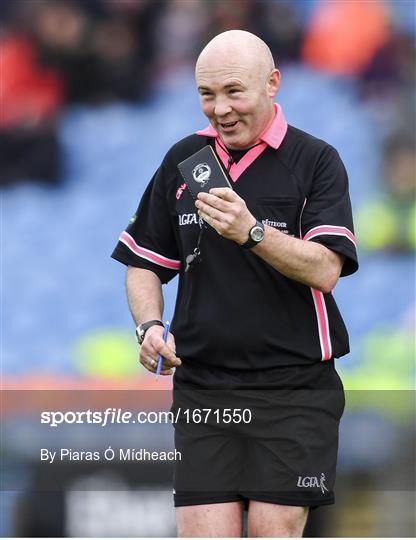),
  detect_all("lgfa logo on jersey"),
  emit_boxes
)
[179,213,203,226]
[297,473,329,494]
[192,162,211,187]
